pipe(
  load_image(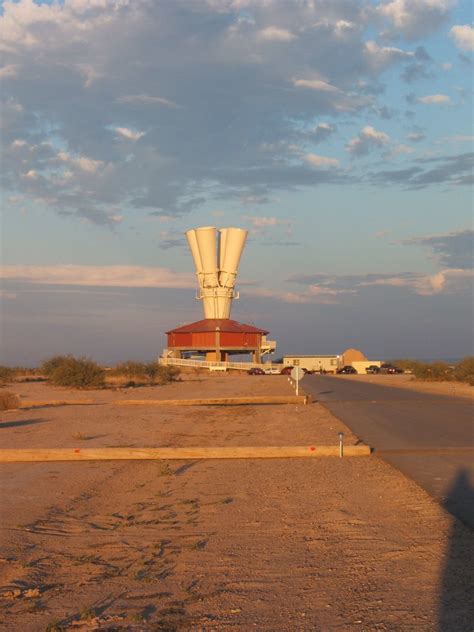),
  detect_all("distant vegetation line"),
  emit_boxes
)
[0,356,473,388]
[0,355,181,389]
[389,357,474,385]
